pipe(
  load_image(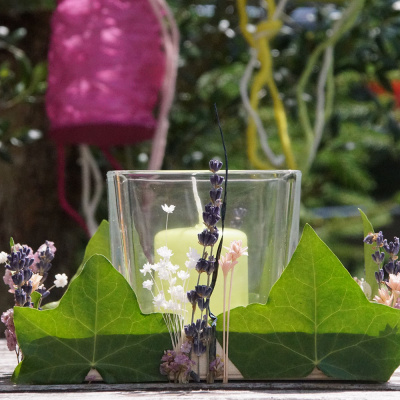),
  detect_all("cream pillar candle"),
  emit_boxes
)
[154,225,248,325]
